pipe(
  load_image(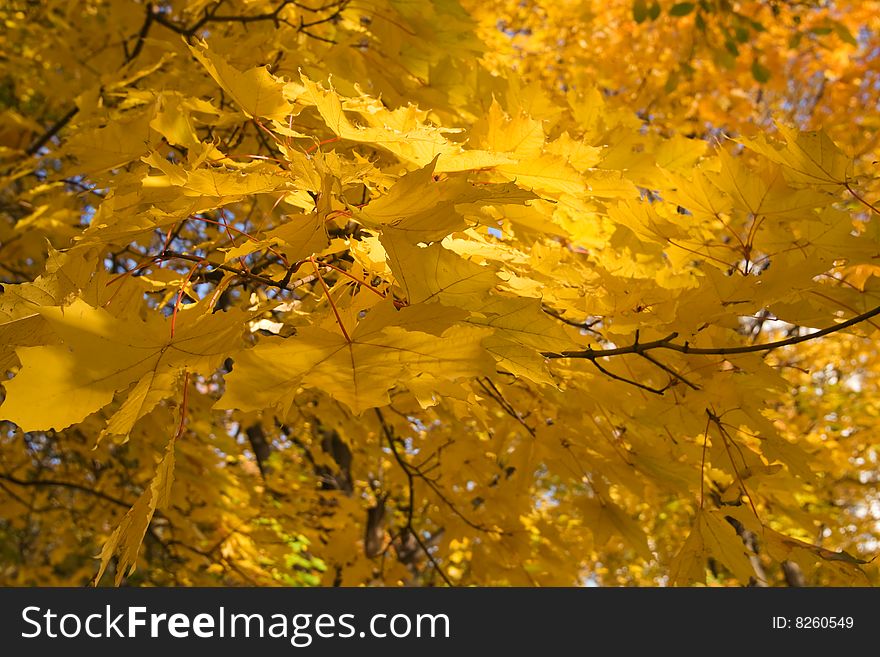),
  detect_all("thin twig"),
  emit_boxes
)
[0,473,131,508]
[590,358,667,395]
[639,352,700,390]
[375,409,454,586]
[158,249,318,291]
